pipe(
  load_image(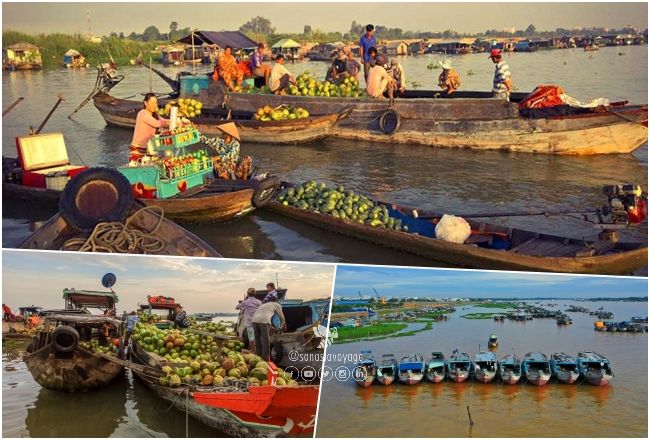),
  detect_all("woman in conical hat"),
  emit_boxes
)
[216,122,241,142]
[437,58,461,95]
[206,122,247,179]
